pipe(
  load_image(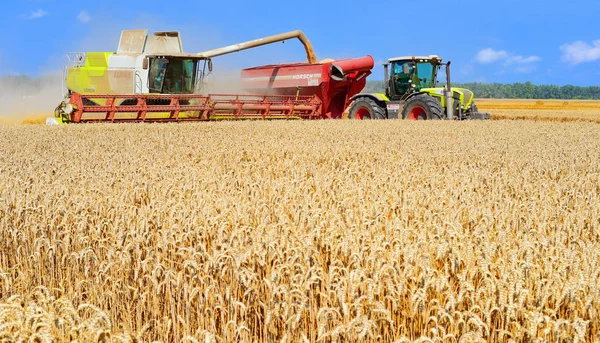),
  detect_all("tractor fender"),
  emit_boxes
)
[349,93,390,103]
